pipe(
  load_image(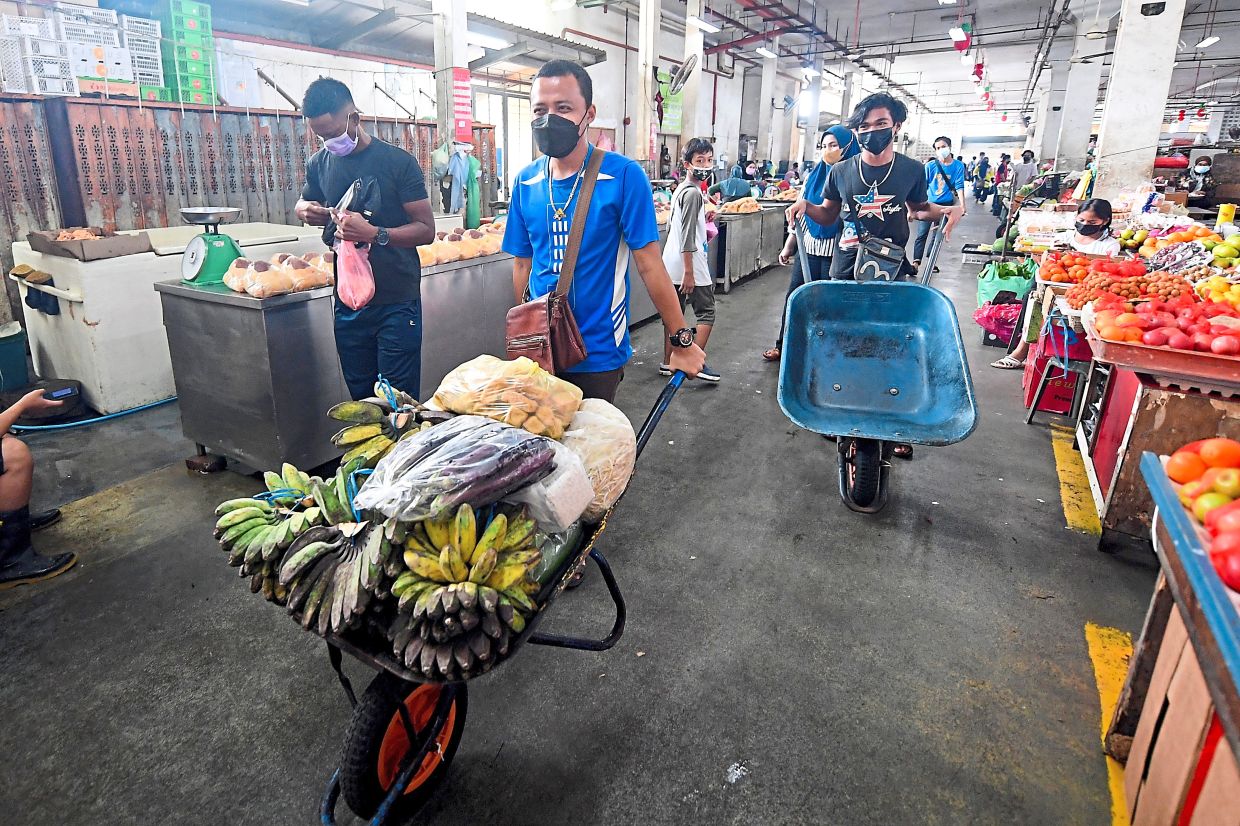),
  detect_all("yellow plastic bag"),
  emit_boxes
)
[431,355,583,439]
